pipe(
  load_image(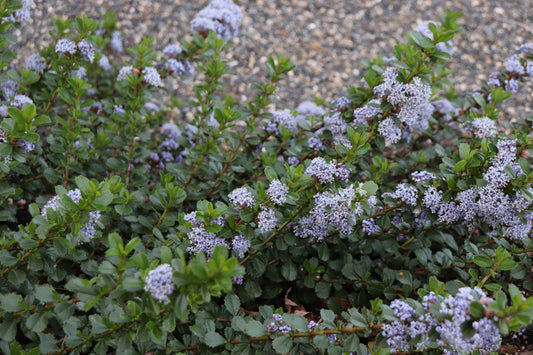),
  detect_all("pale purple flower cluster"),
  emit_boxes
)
[378,117,402,144]
[80,210,101,241]
[187,226,229,257]
[362,218,377,235]
[19,140,34,152]
[77,39,95,63]
[307,320,318,331]
[267,179,288,205]
[2,80,19,100]
[268,314,291,334]
[110,31,123,52]
[295,184,367,240]
[374,67,433,137]
[331,96,350,110]
[73,67,87,80]
[55,39,77,56]
[383,288,501,354]
[415,21,454,55]
[411,171,435,183]
[390,300,415,321]
[505,55,525,74]
[41,189,102,241]
[307,136,323,151]
[324,112,352,149]
[296,100,325,118]
[8,0,33,24]
[117,65,134,81]
[423,140,530,237]
[467,117,497,138]
[257,207,277,232]
[335,165,351,183]
[113,105,125,115]
[272,109,298,133]
[436,288,500,355]
[232,275,243,285]
[166,59,184,75]
[97,55,112,71]
[25,53,46,74]
[288,156,299,166]
[505,78,519,93]
[231,234,250,258]
[353,99,382,126]
[324,112,348,135]
[191,0,243,39]
[163,44,182,57]
[487,72,501,87]
[305,157,337,184]
[41,189,80,217]
[391,184,418,206]
[518,42,533,53]
[228,187,255,210]
[144,264,175,304]
[432,99,459,121]
[142,67,162,87]
[11,94,33,108]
